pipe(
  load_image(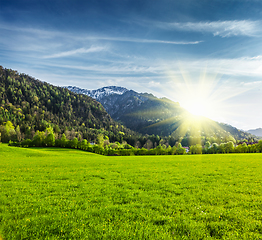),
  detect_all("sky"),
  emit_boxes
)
[0,0,262,131]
